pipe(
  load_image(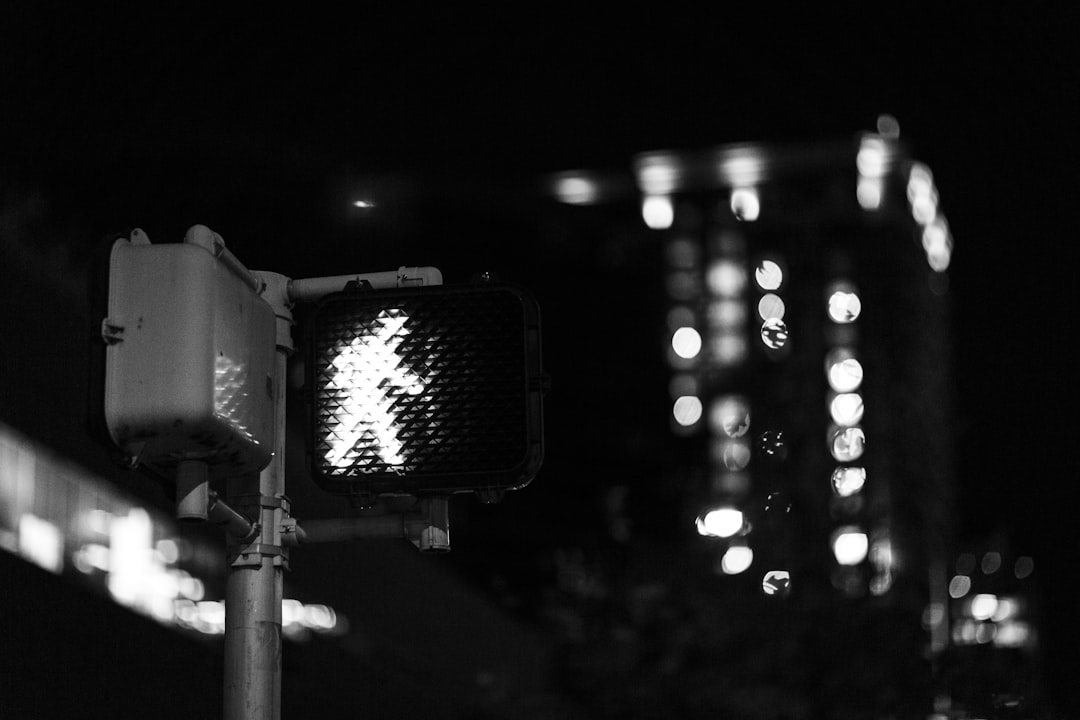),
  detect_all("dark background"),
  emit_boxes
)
[2,6,1078,718]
